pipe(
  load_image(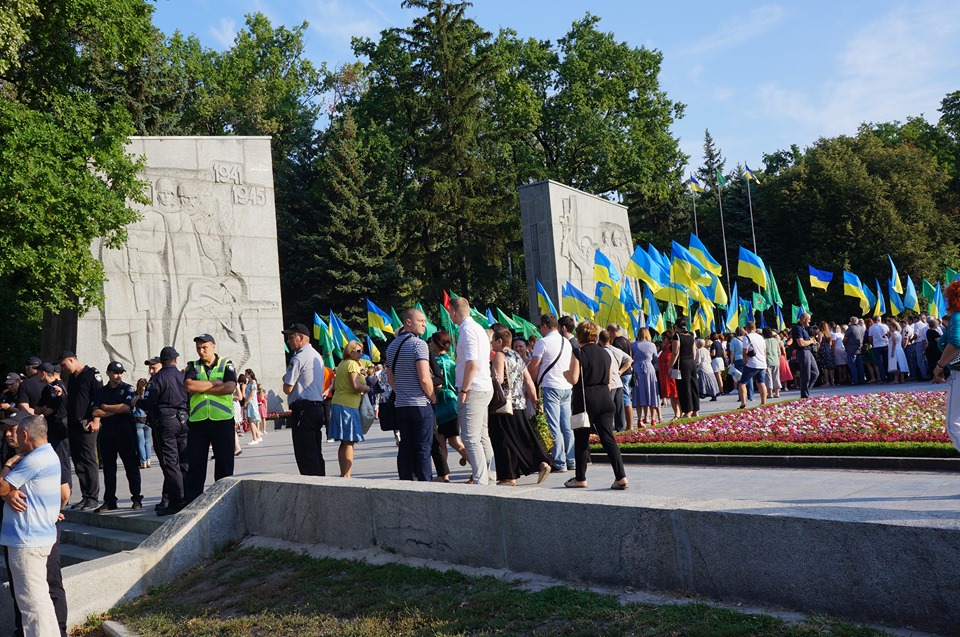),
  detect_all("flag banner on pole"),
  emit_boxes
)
[366,299,394,339]
[536,279,559,317]
[737,246,768,288]
[842,272,871,315]
[562,281,599,319]
[888,255,903,294]
[688,175,705,192]
[744,163,761,185]
[688,234,722,276]
[808,265,832,291]
[904,276,920,312]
